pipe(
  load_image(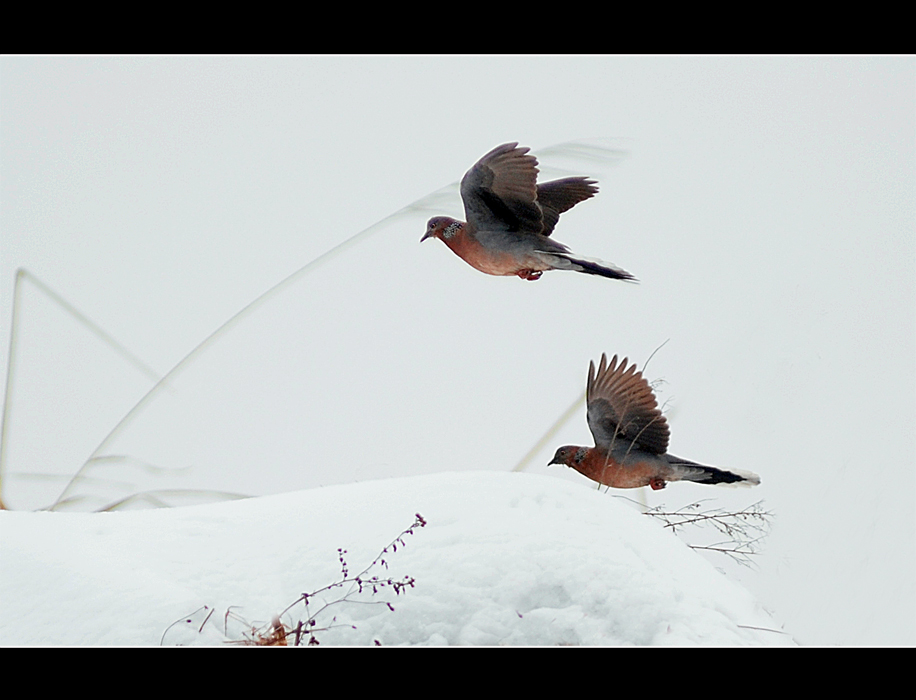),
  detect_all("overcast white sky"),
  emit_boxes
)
[1,55,913,645]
